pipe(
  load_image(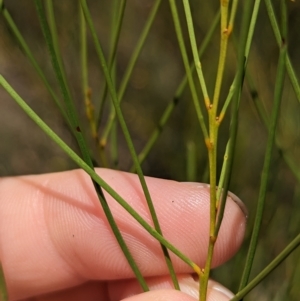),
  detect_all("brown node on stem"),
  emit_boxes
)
[205,138,213,150]
[85,87,94,118]
[210,235,217,244]
[84,87,98,139]
[86,87,92,98]
[99,138,106,149]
